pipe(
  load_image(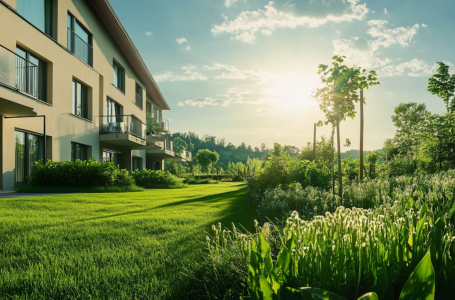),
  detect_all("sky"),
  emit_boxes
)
[109,0,454,151]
